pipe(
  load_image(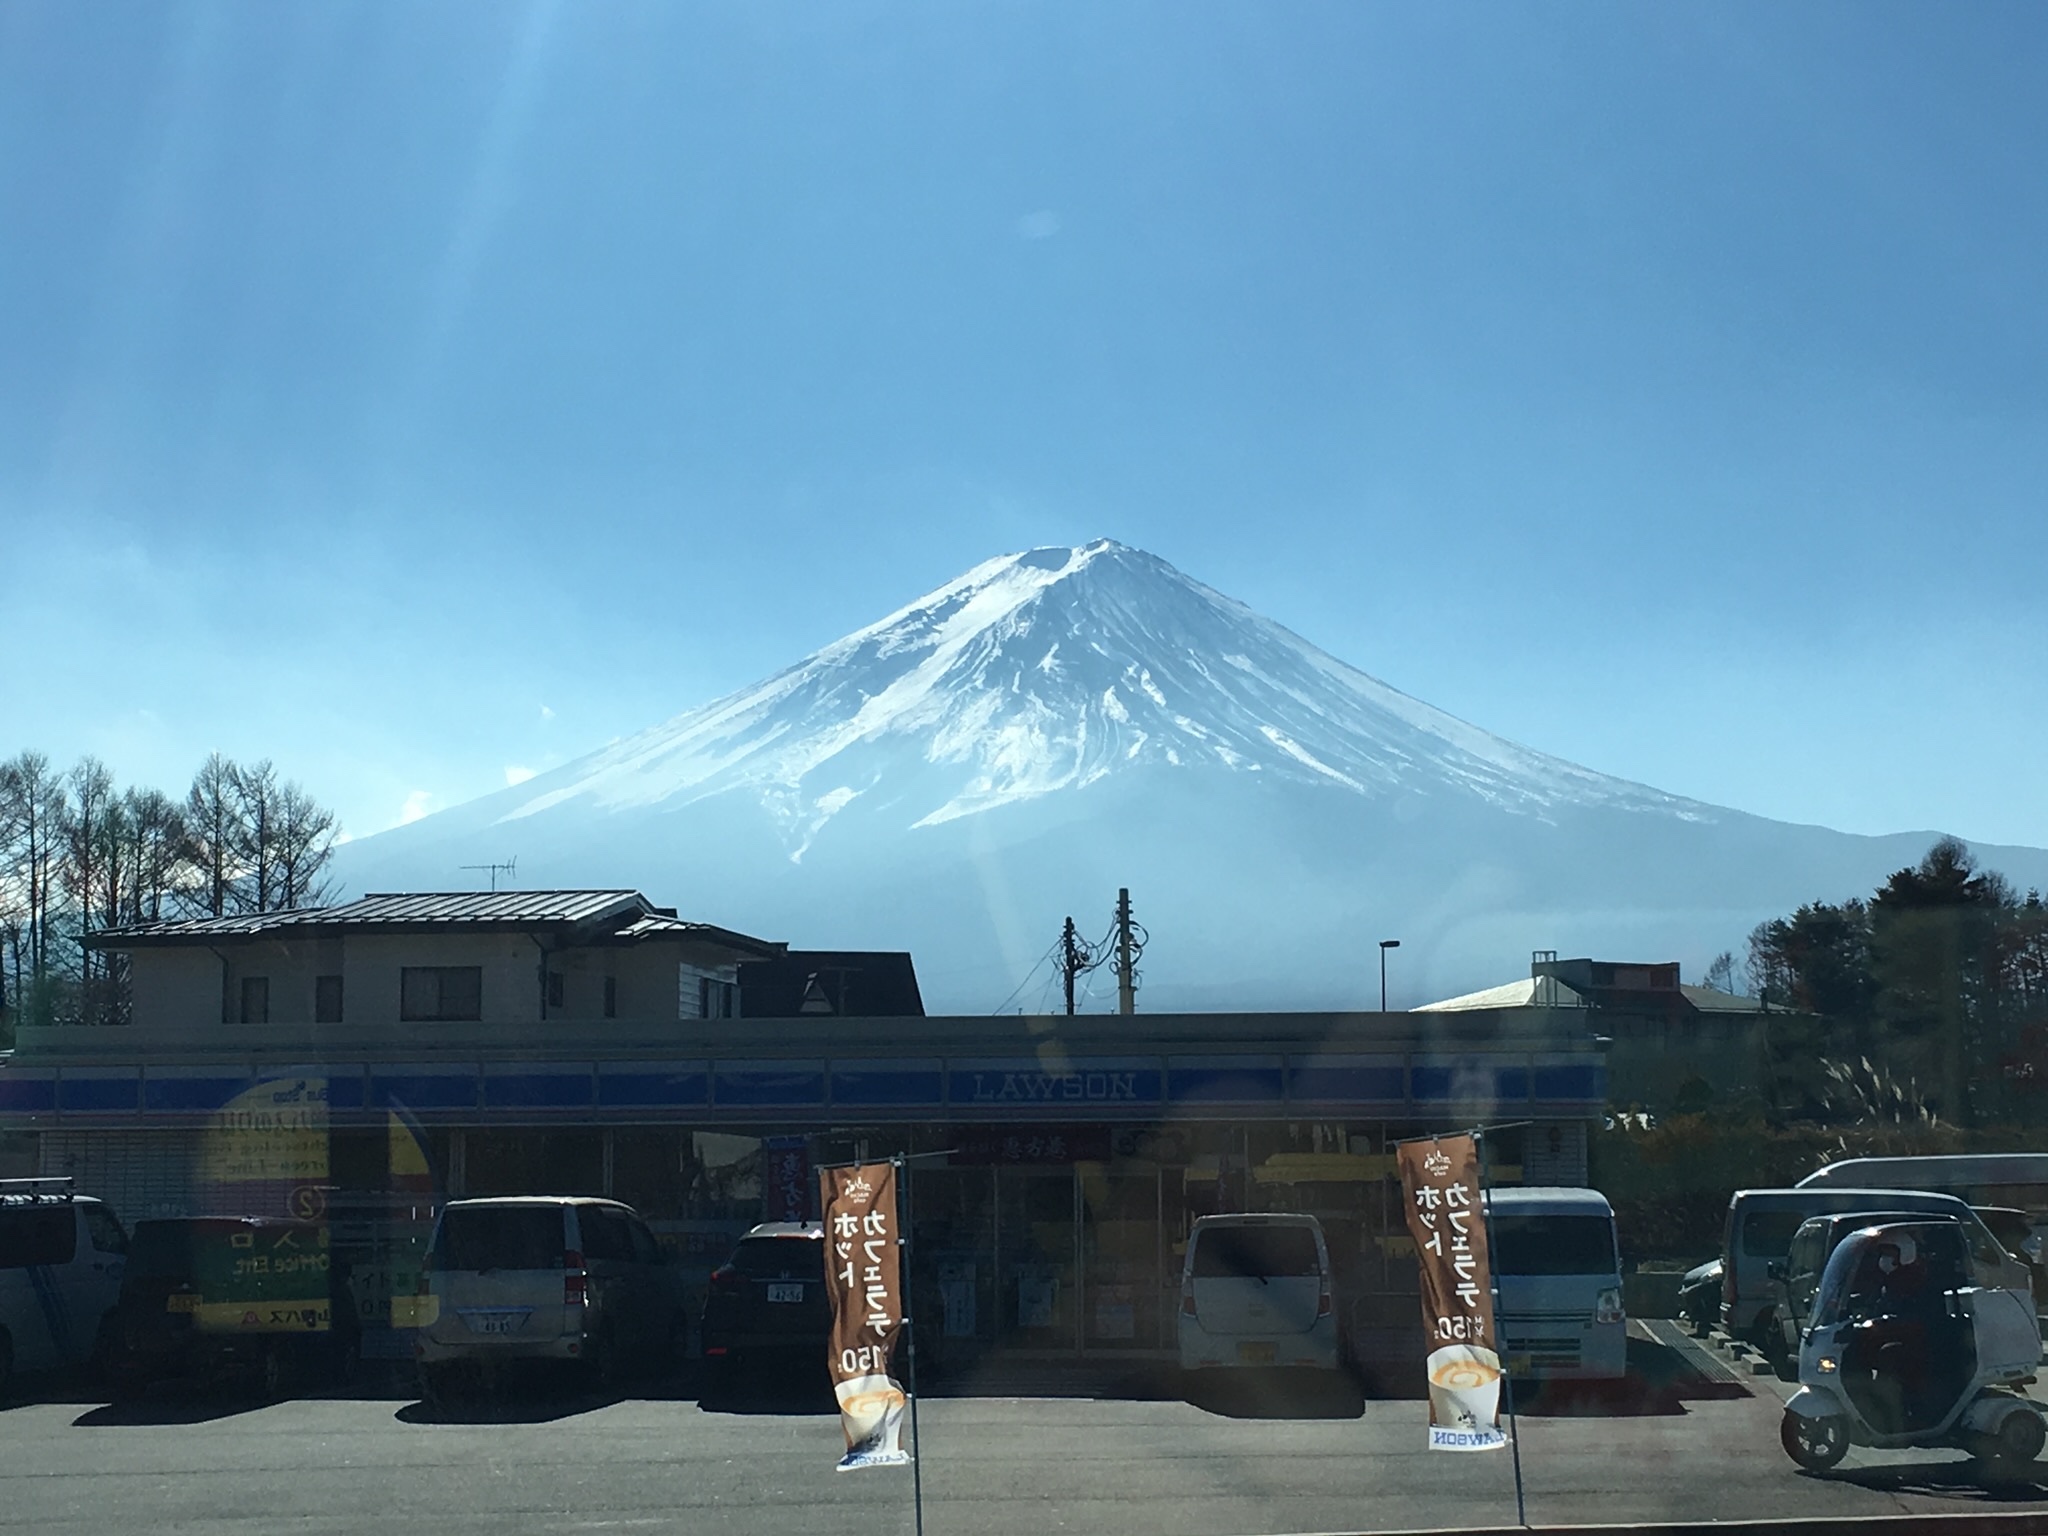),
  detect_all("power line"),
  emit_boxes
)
[989,937,1062,1016]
